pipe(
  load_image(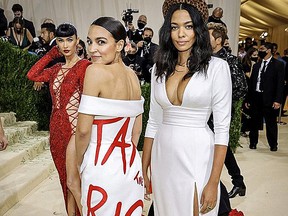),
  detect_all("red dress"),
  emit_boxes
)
[27,46,91,214]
